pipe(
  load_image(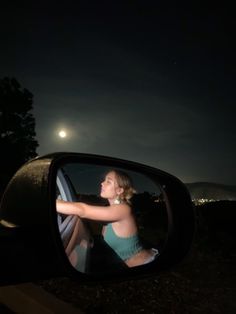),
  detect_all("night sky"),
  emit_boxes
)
[1,3,235,185]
